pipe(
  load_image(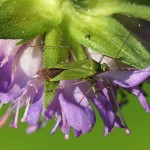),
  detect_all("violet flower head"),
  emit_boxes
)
[0,38,43,128]
[0,0,150,139]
